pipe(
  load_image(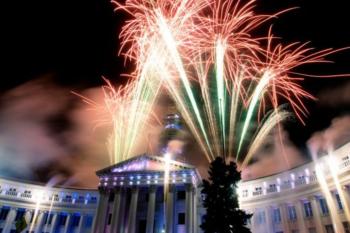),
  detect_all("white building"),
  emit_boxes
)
[0,177,98,233]
[239,142,350,233]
